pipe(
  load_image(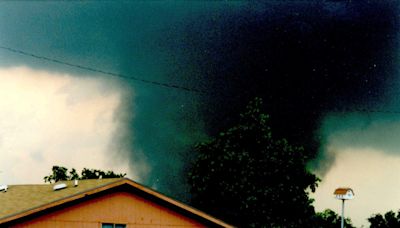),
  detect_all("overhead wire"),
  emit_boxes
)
[0,45,205,94]
[2,45,400,115]
[331,108,400,115]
